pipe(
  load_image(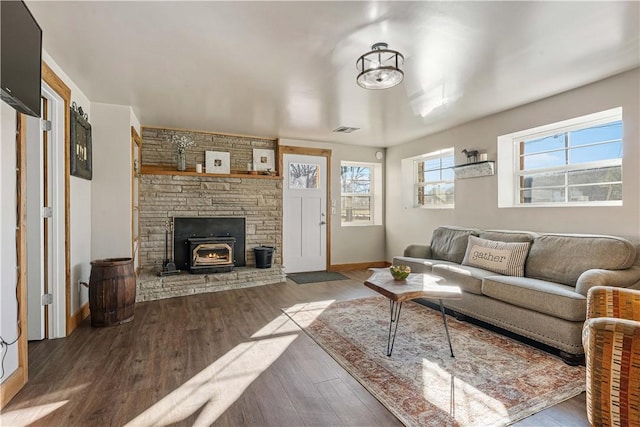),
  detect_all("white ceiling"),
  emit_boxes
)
[26,1,639,147]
